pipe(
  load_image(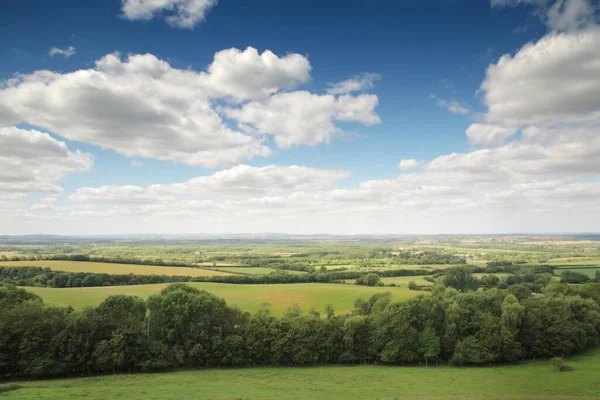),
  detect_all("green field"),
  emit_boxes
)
[0,260,231,277]
[208,266,306,275]
[4,348,600,400]
[25,282,421,315]
[554,268,600,278]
